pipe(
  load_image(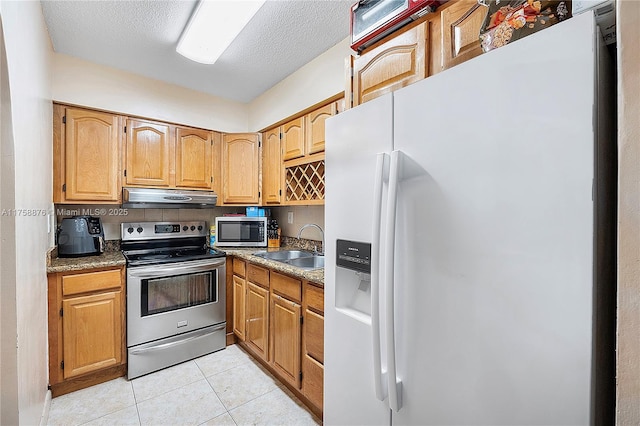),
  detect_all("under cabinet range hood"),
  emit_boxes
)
[122,187,217,209]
